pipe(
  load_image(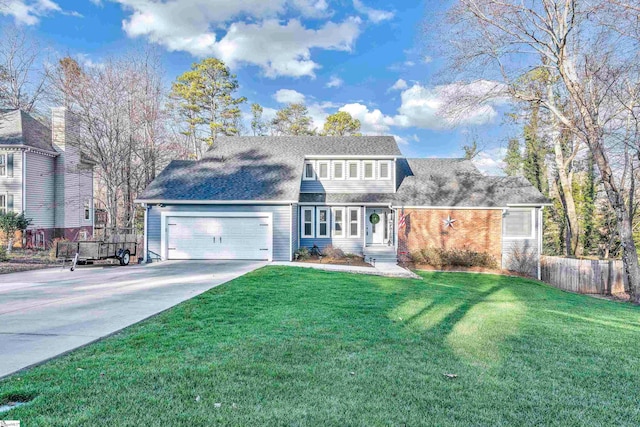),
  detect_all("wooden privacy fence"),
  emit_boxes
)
[540,256,627,295]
